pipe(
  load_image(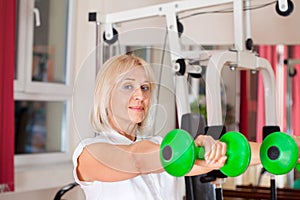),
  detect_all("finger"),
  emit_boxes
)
[207,142,225,164]
[221,142,227,156]
[211,142,227,164]
[196,135,214,147]
[211,142,223,163]
[208,155,227,169]
[205,143,217,163]
[218,156,227,166]
[211,156,227,168]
